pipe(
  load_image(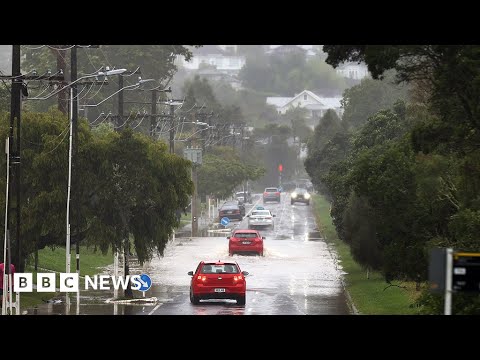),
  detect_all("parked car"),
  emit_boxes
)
[290,187,311,205]
[188,260,249,305]
[224,199,245,217]
[263,187,281,203]
[236,191,252,204]
[218,202,243,221]
[247,207,276,230]
[228,229,265,256]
